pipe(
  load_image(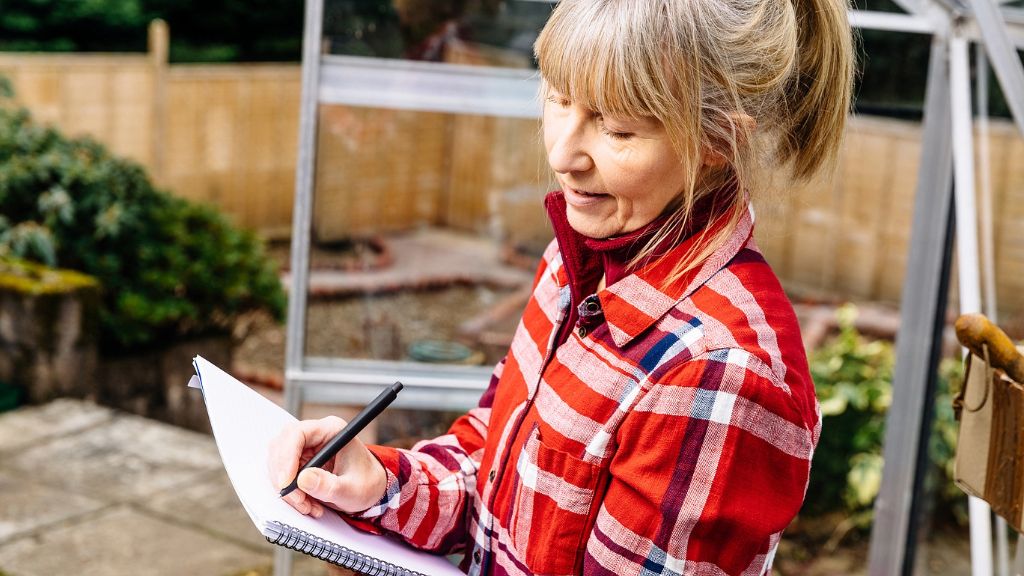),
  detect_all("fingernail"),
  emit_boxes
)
[298,469,319,493]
